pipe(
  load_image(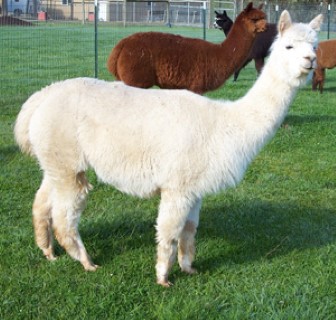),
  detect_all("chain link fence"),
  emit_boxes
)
[2,0,335,27]
[0,0,335,109]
